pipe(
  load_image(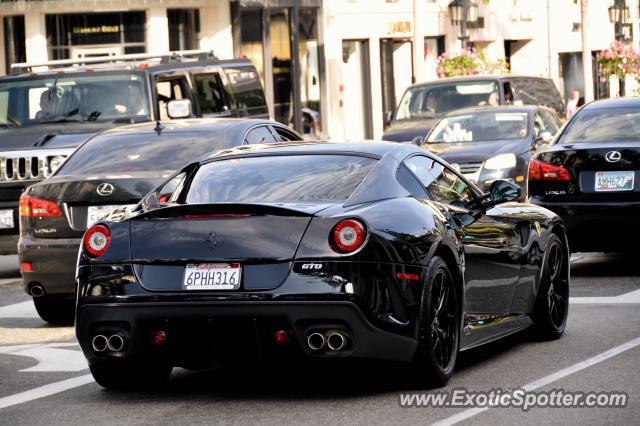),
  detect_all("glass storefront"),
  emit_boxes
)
[232,0,323,135]
[45,12,146,60]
